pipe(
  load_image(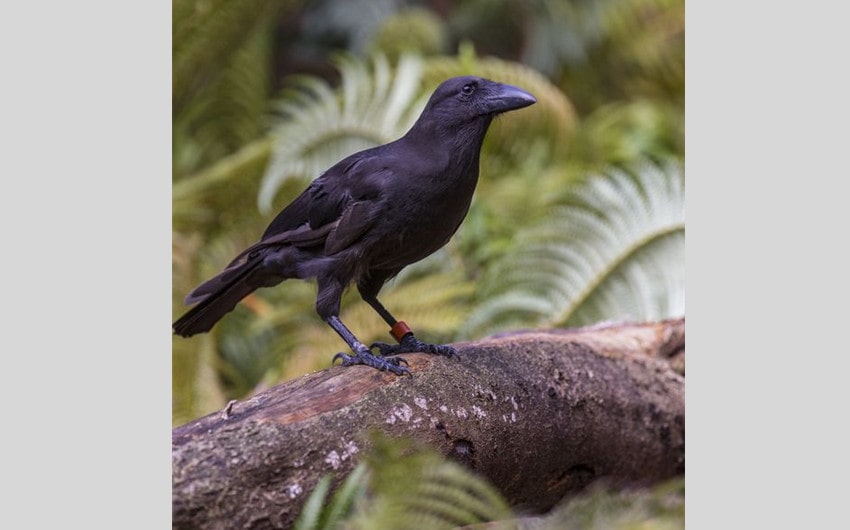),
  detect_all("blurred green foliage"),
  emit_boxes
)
[292,433,684,530]
[172,0,684,425]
